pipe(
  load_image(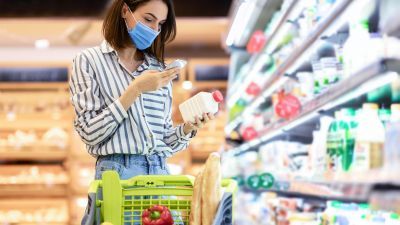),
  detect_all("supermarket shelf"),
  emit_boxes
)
[243,170,400,203]
[0,119,71,130]
[227,0,299,105]
[226,0,352,134]
[0,149,68,161]
[0,184,68,197]
[228,58,400,156]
